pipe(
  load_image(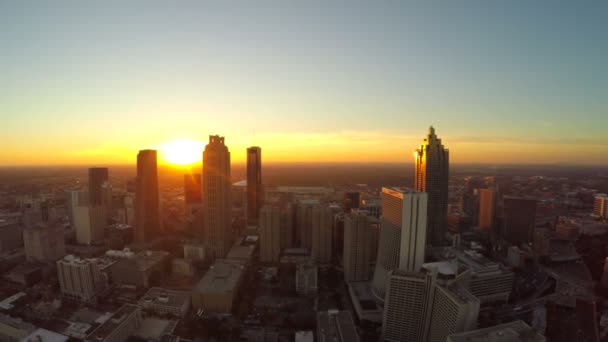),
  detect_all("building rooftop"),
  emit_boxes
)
[447,320,545,342]
[195,259,244,294]
[86,304,140,342]
[21,328,69,342]
[382,187,417,198]
[139,287,191,309]
[225,245,255,262]
[317,310,360,342]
